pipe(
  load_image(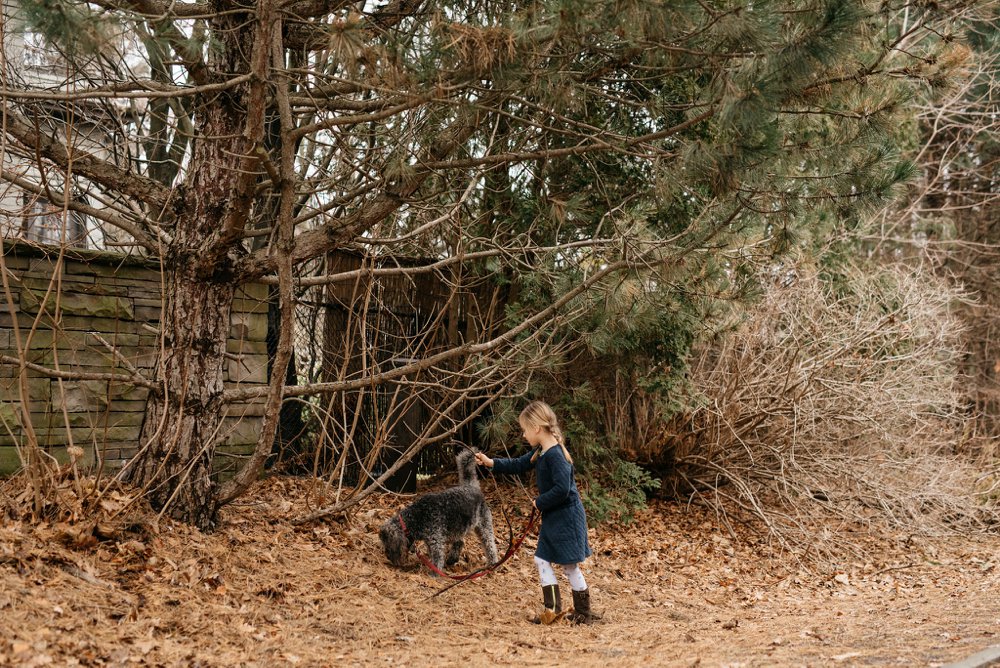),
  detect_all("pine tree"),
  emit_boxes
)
[0,0,973,528]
